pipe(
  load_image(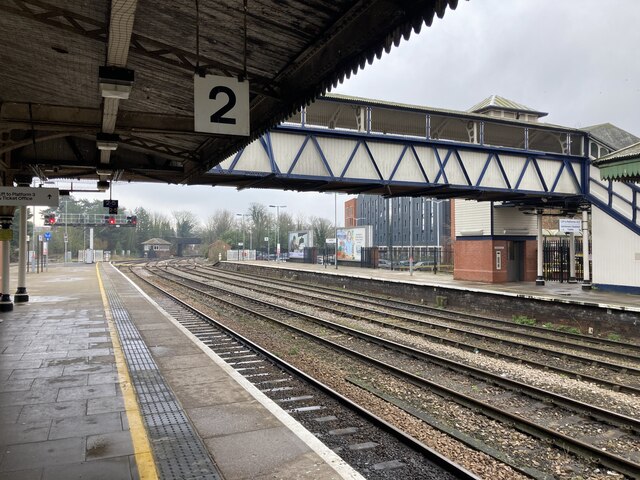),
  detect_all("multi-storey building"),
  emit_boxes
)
[353,195,450,249]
